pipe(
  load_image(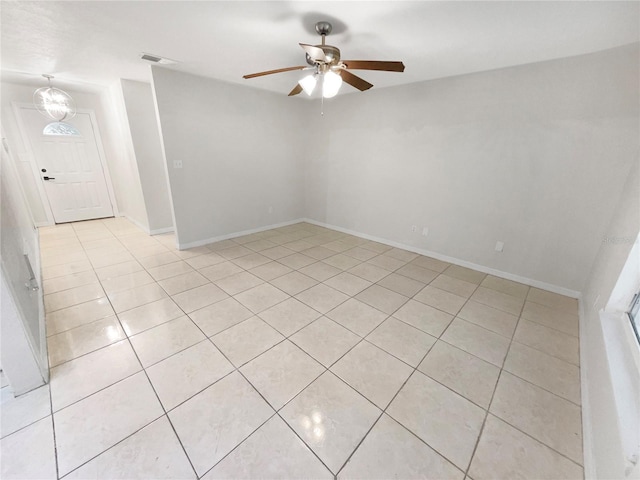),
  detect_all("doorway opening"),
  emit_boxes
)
[14,104,118,224]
